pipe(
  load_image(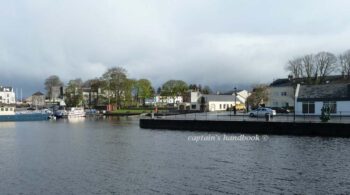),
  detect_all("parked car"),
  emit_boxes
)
[270,107,290,113]
[248,107,276,117]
